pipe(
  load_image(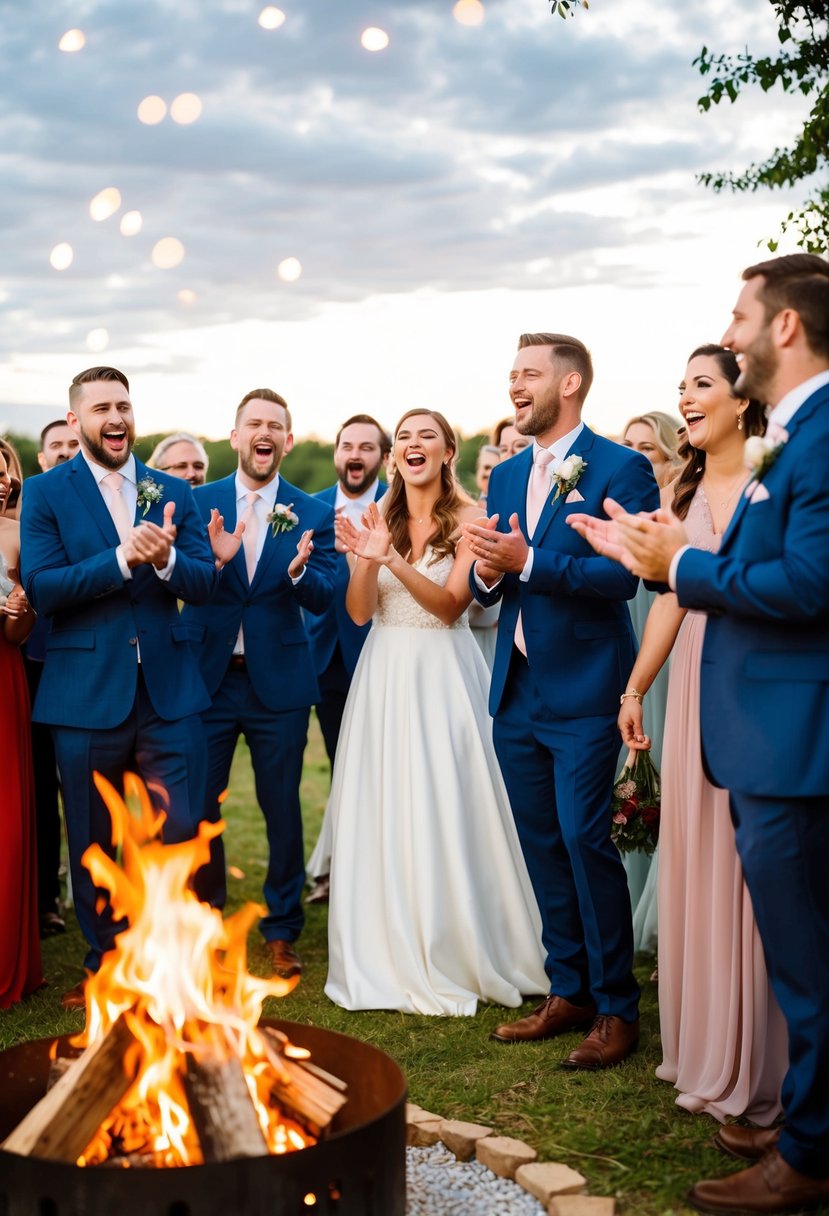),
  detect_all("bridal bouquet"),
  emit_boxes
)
[610,749,661,855]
